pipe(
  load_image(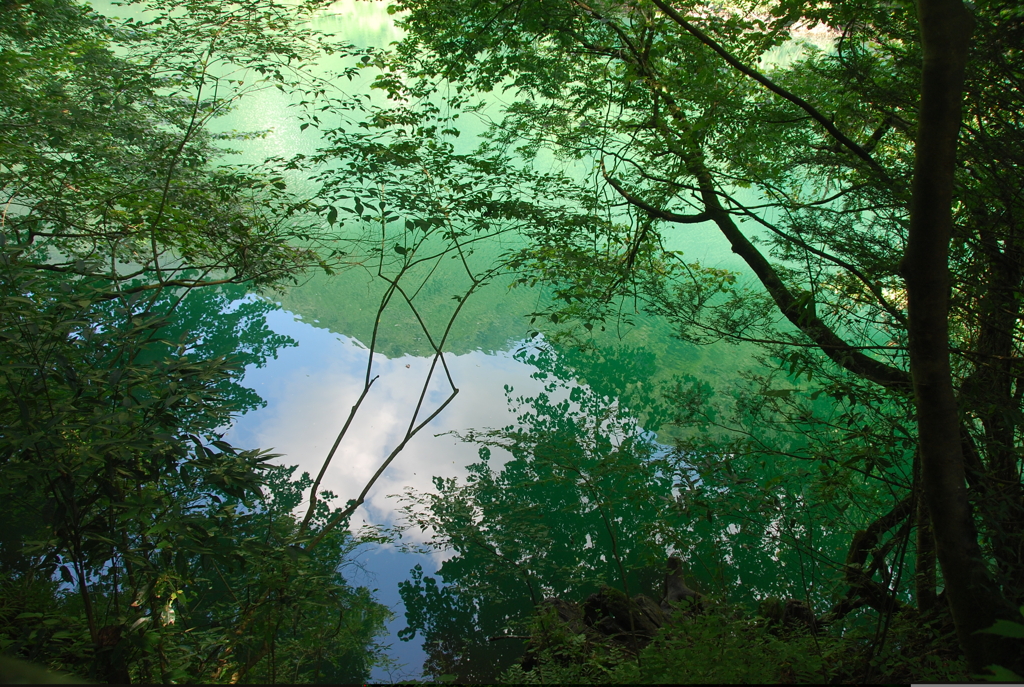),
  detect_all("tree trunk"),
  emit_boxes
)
[914,455,937,613]
[902,0,1018,672]
[961,220,1024,596]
